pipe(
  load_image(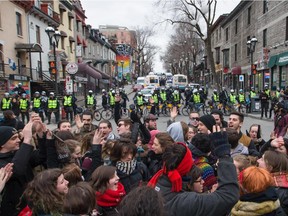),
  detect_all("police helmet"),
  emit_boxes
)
[230,89,235,93]
[88,90,93,93]
[193,89,198,94]
[239,89,243,93]
[41,91,46,95]
[4,92,9,96]
[35,91,40,95]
